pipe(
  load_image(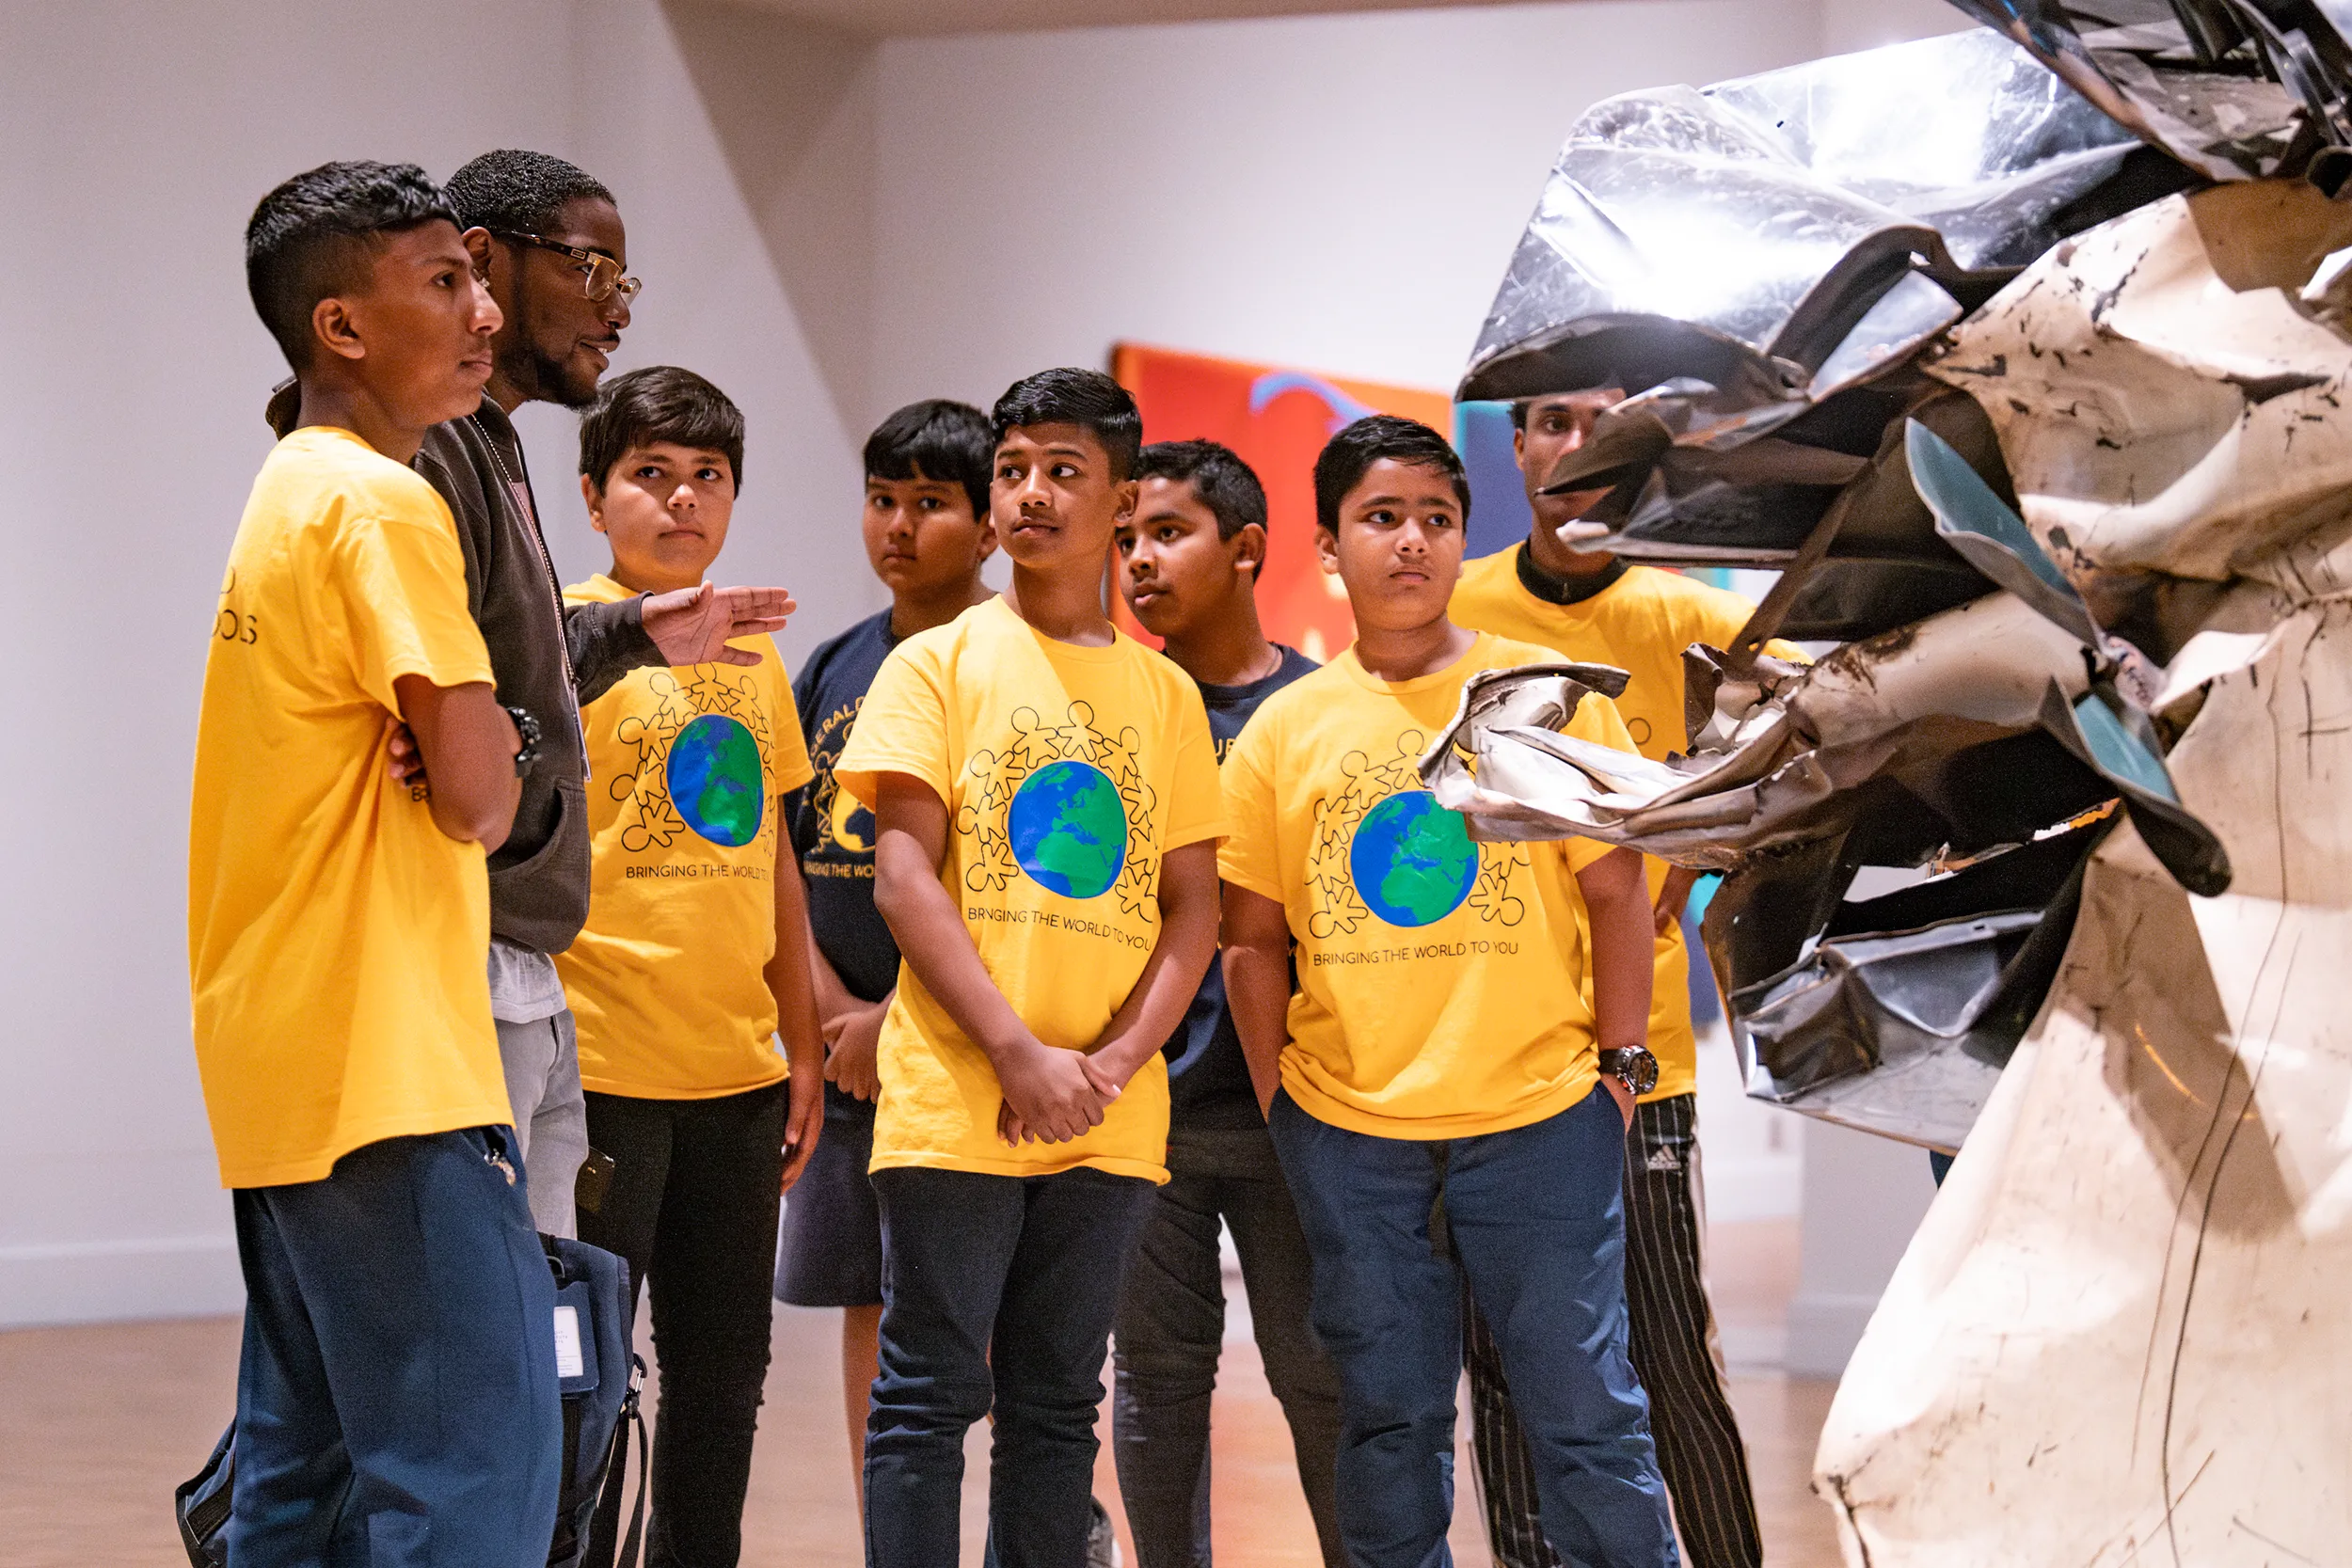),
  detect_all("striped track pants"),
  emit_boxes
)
[1464,1092,1763,1568]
